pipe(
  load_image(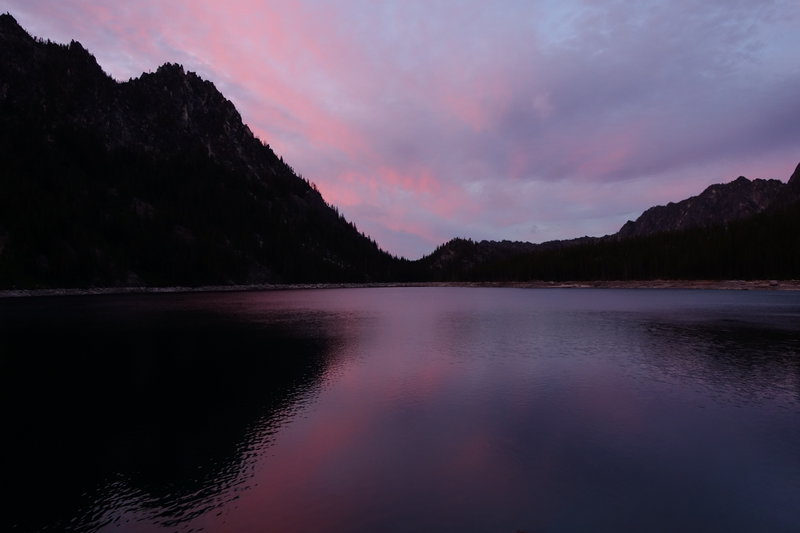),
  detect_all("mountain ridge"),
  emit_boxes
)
[0,12,797,287]
[418,167,799,279]
[0,13,402,288]
[617,175,794,239]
